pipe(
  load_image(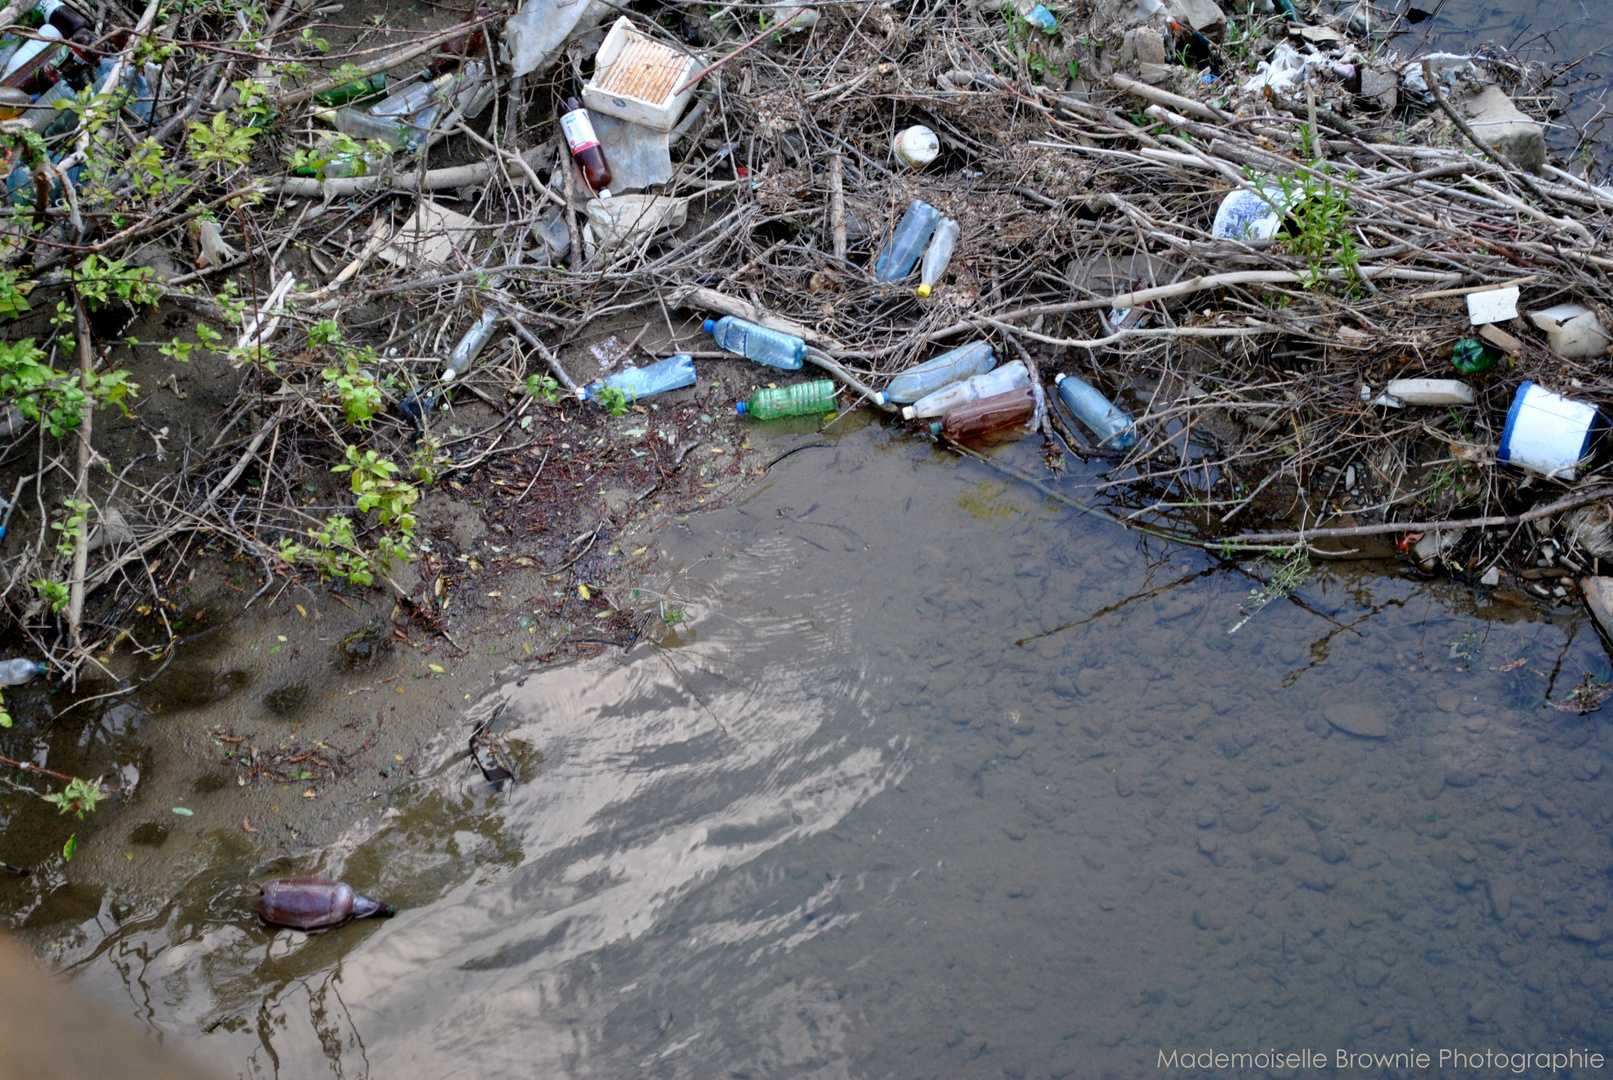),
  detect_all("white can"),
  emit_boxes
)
[893,125,940,168]
[1500,381,1601,480]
